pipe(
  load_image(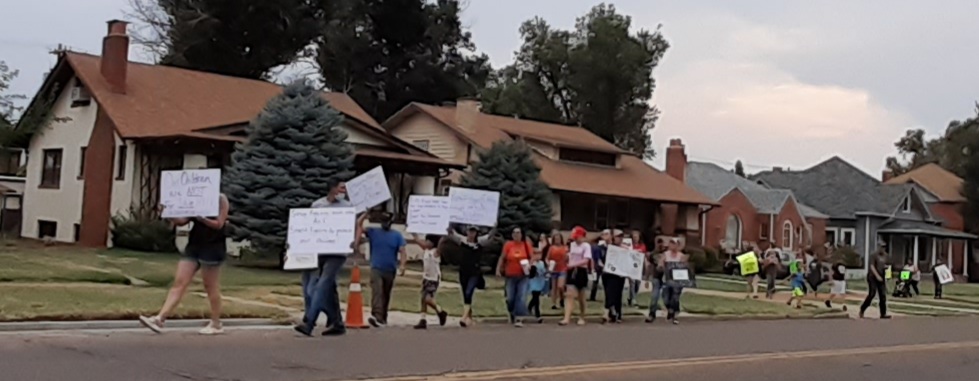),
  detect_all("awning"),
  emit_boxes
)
[877,219,977,239]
